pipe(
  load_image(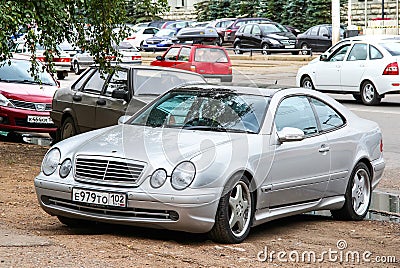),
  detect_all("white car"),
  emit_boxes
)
[72,41,142,74]
[296,38,400,105]
[124,27,159,49]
